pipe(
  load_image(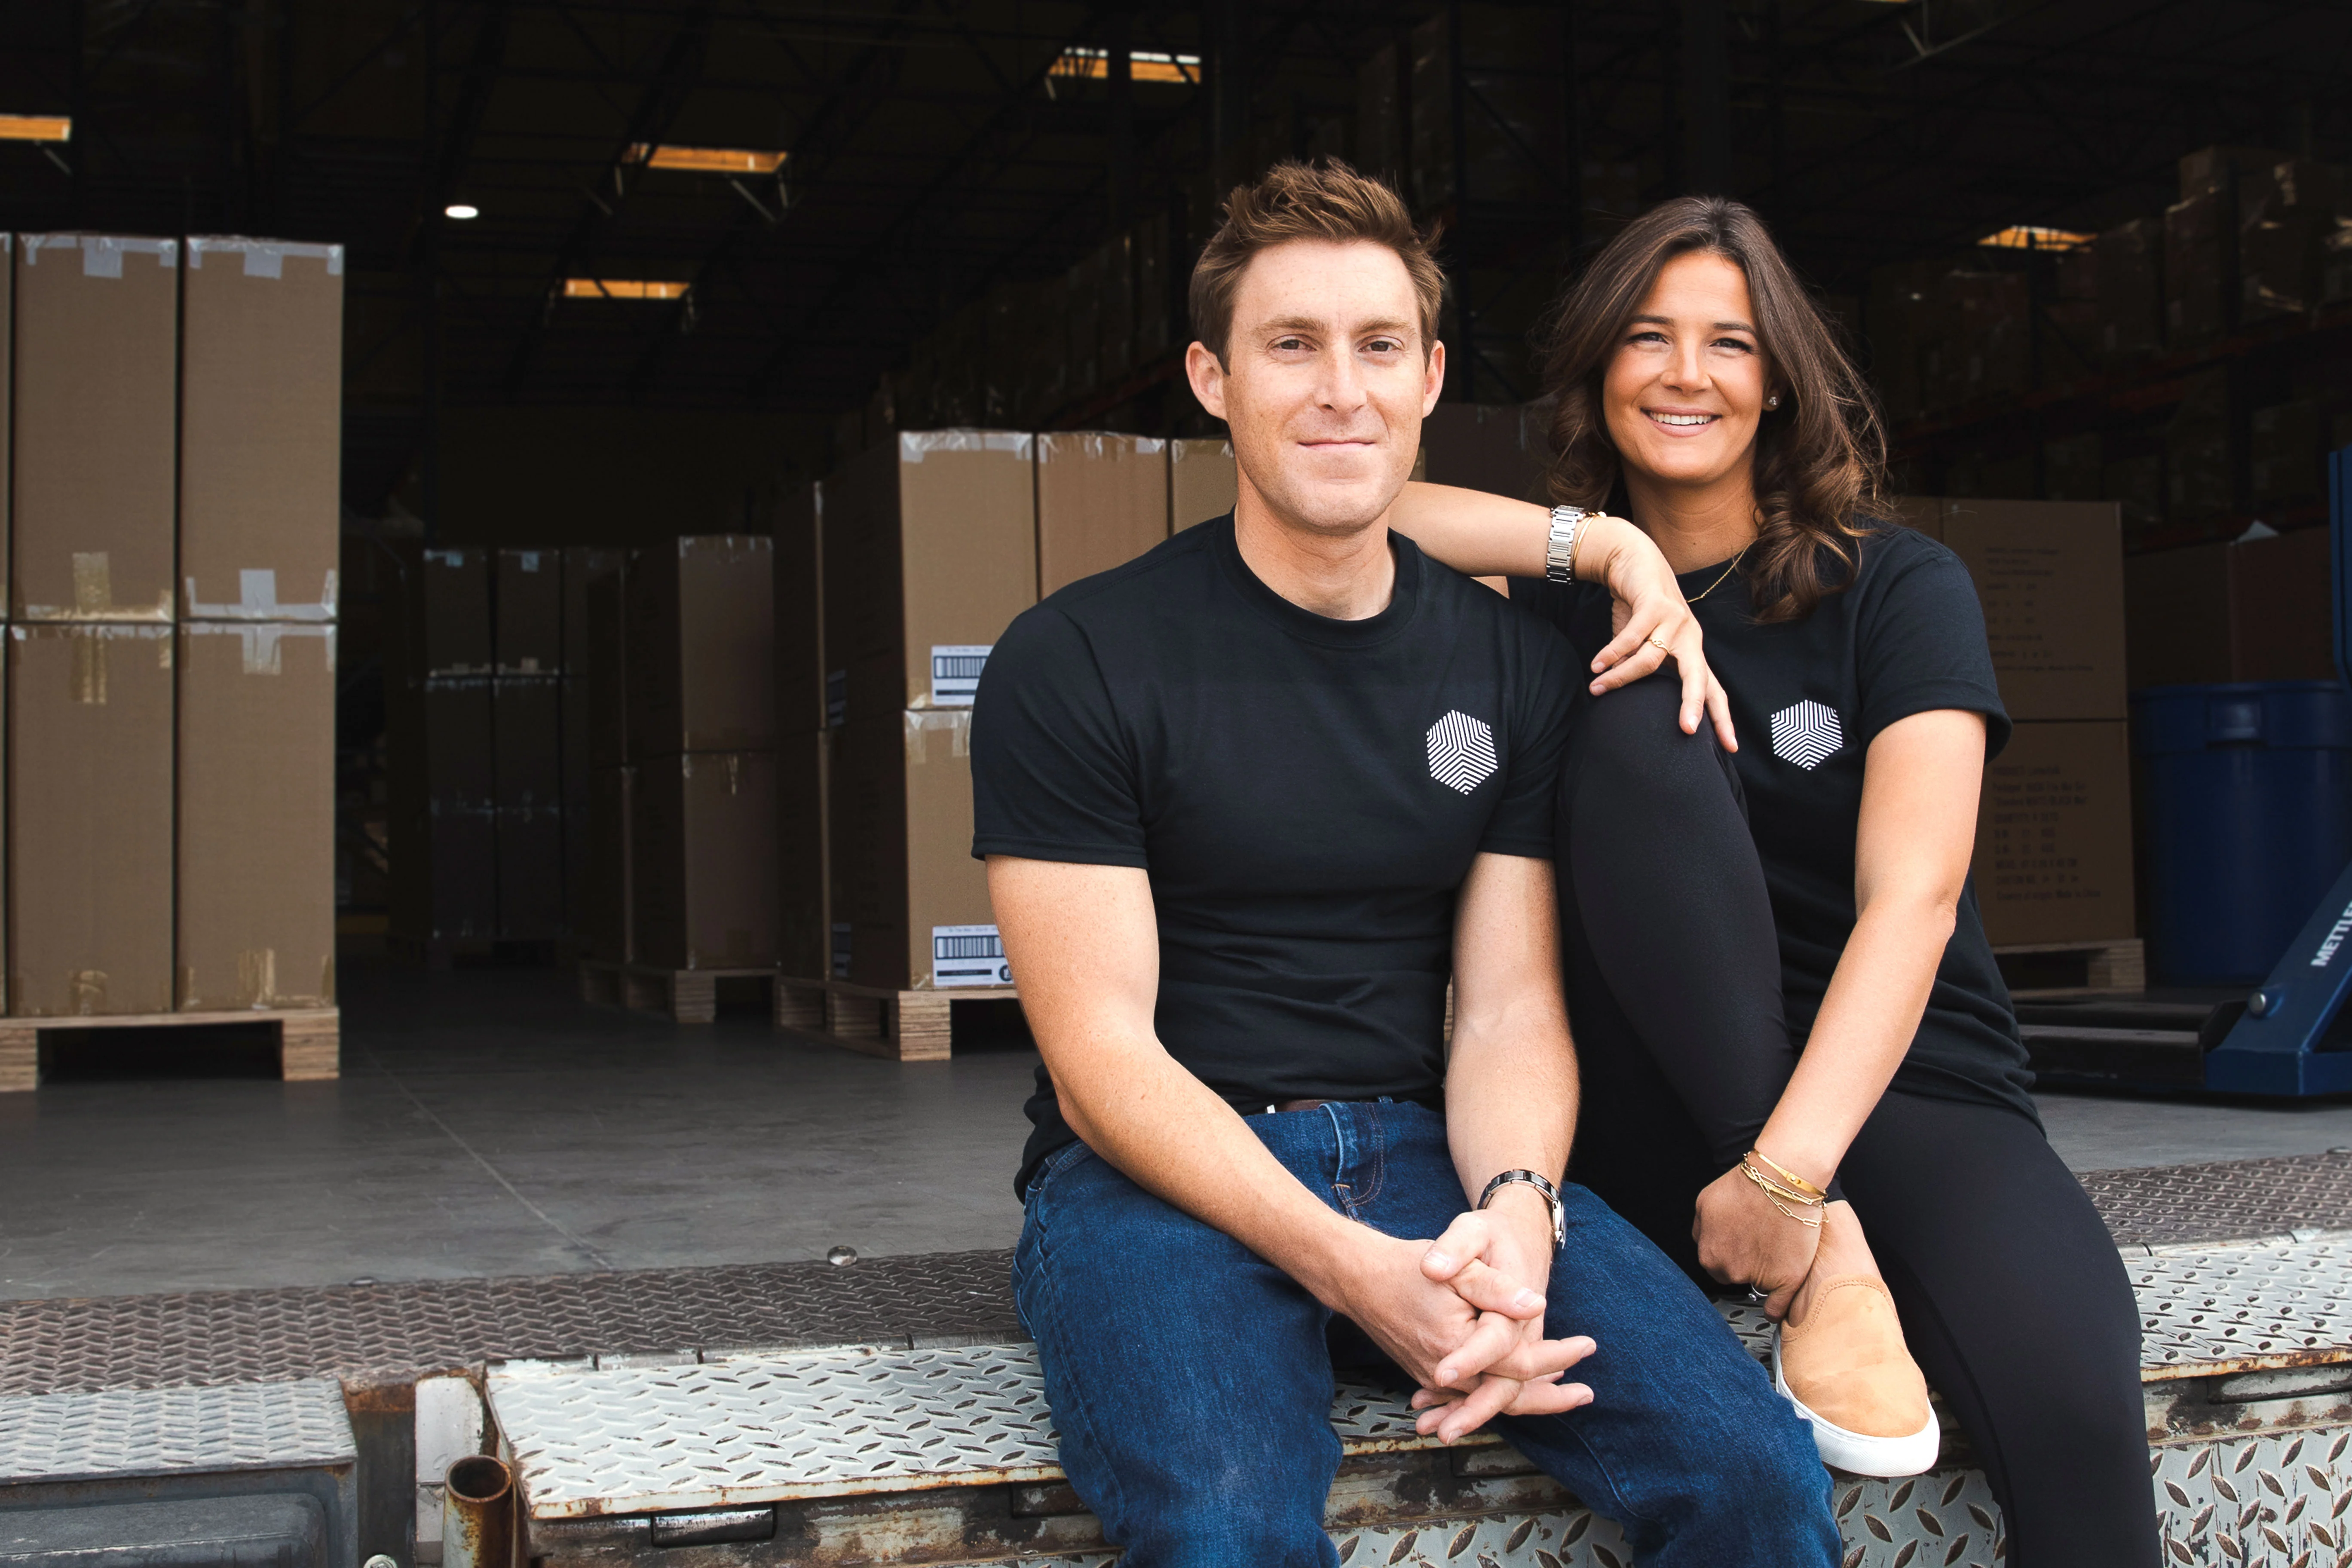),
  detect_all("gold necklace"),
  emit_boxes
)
[1685,543,1751,603]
